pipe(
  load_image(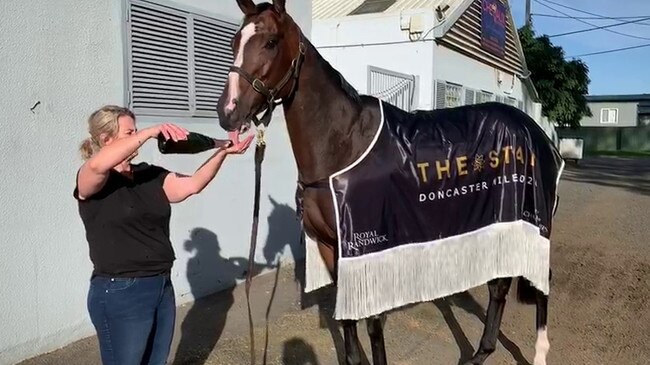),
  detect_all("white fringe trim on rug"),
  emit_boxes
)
[334,220,550,320]
[304,233,334,292]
